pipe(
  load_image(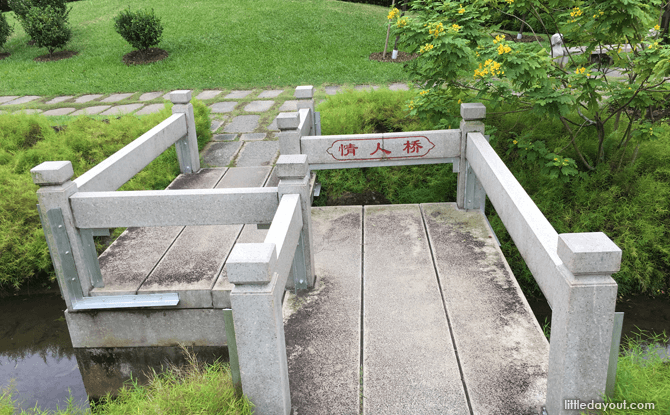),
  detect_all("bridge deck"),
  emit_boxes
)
[94,169,549,414]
